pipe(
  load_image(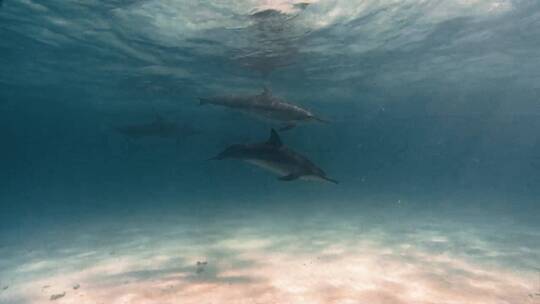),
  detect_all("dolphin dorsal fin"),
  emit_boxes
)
[267,129,282,147]
[262,85,271,97]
